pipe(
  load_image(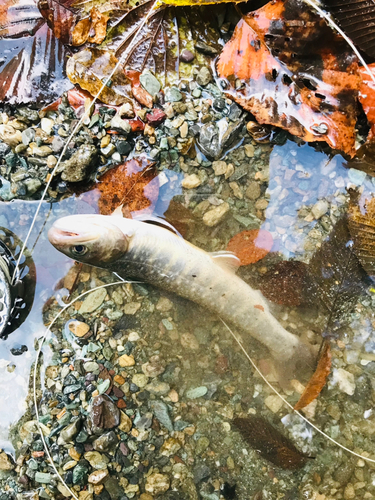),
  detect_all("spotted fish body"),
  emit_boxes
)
[48,214,314,370]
